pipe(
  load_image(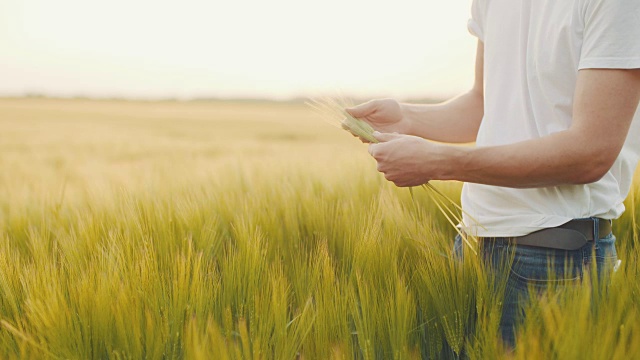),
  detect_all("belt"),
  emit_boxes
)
[481,218,612,251]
